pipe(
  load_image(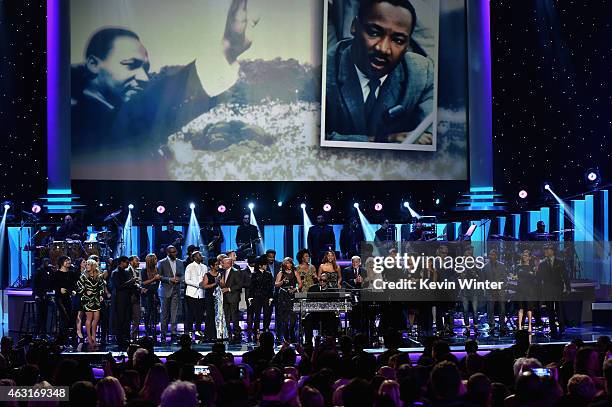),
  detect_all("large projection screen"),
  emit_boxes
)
[69,0,468,181]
